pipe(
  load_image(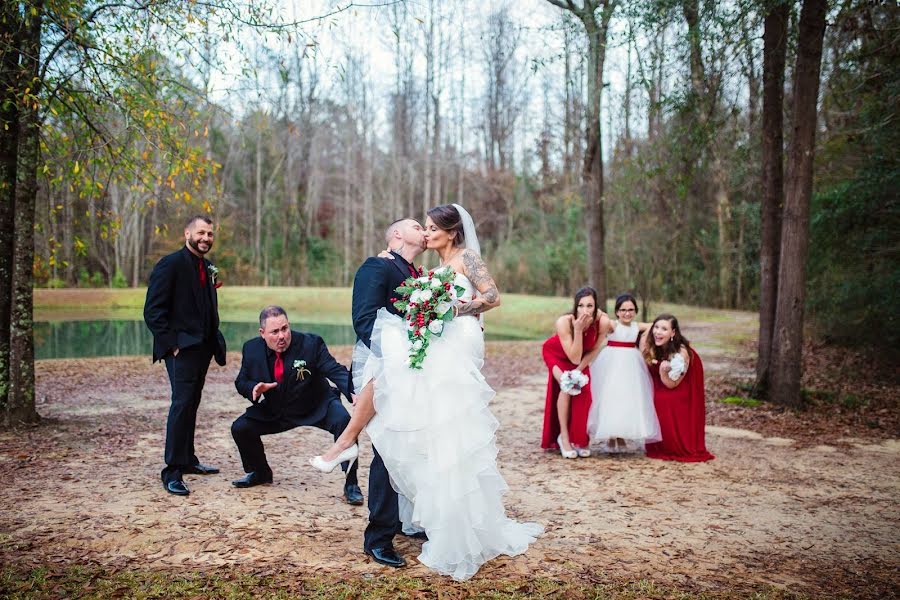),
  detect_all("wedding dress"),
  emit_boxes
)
[356,272,543,580]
